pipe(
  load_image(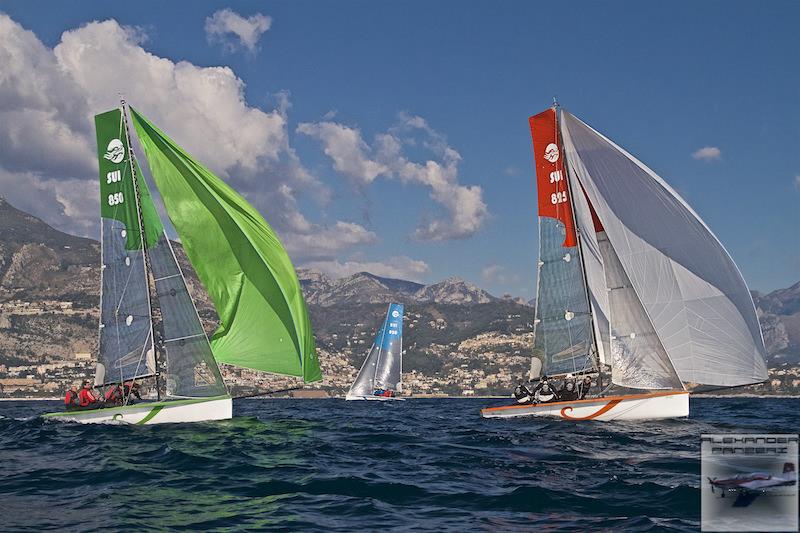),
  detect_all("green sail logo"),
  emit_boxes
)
[104,139,125,164]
